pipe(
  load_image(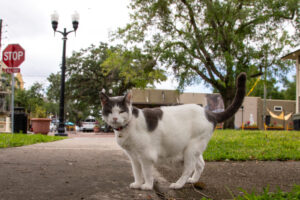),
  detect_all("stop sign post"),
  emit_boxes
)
[4,68,21,73]
[1,44,25,134]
